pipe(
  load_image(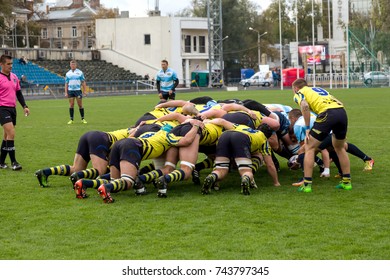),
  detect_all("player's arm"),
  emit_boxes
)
[172,78,179,91]
[175,120,203,147]
[205,118,235,130]
[262,151,280,186]
[200,108,226,120]
[156,112,188,123]
[155,100,188,108]
[64,82,68,97]
[260,116,280,131]
[221,103,255,118]
[299,100,311,137]
[81,80,87,95]
[16,90,30,116]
